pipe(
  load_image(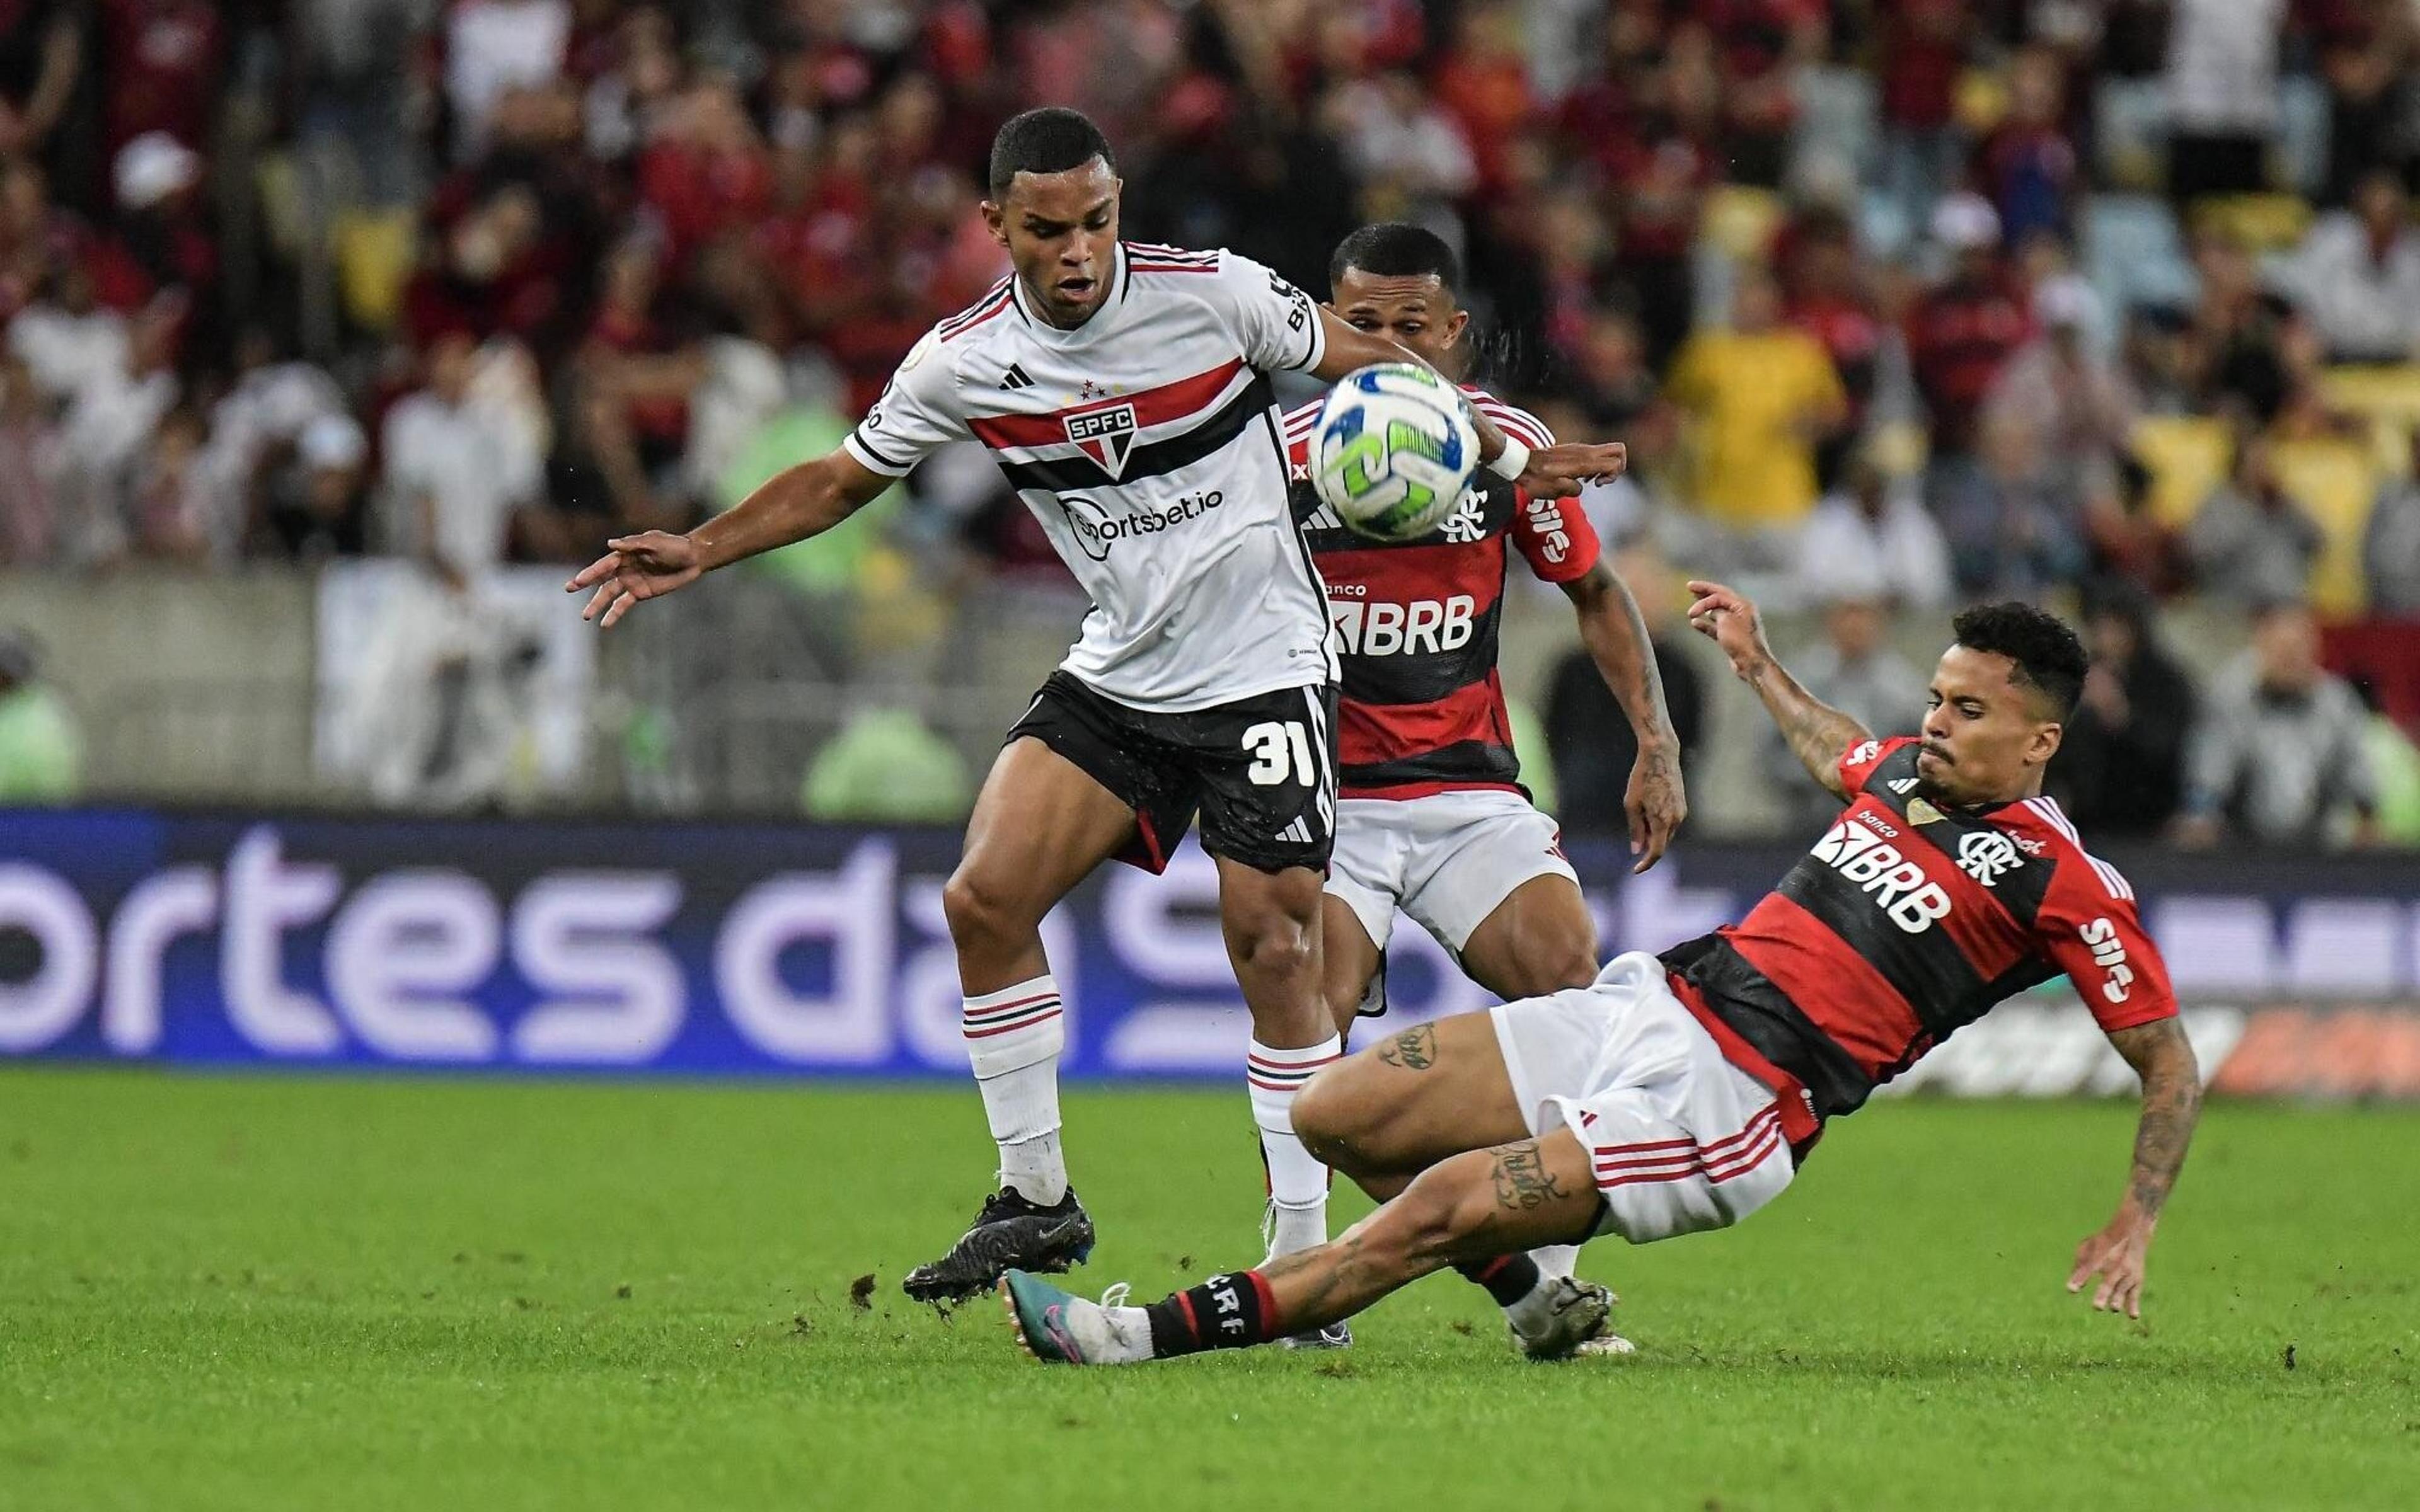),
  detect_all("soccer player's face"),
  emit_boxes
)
[1916,646,2062,806]
[984,159,1121,328]
[1329,268,1469,371]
